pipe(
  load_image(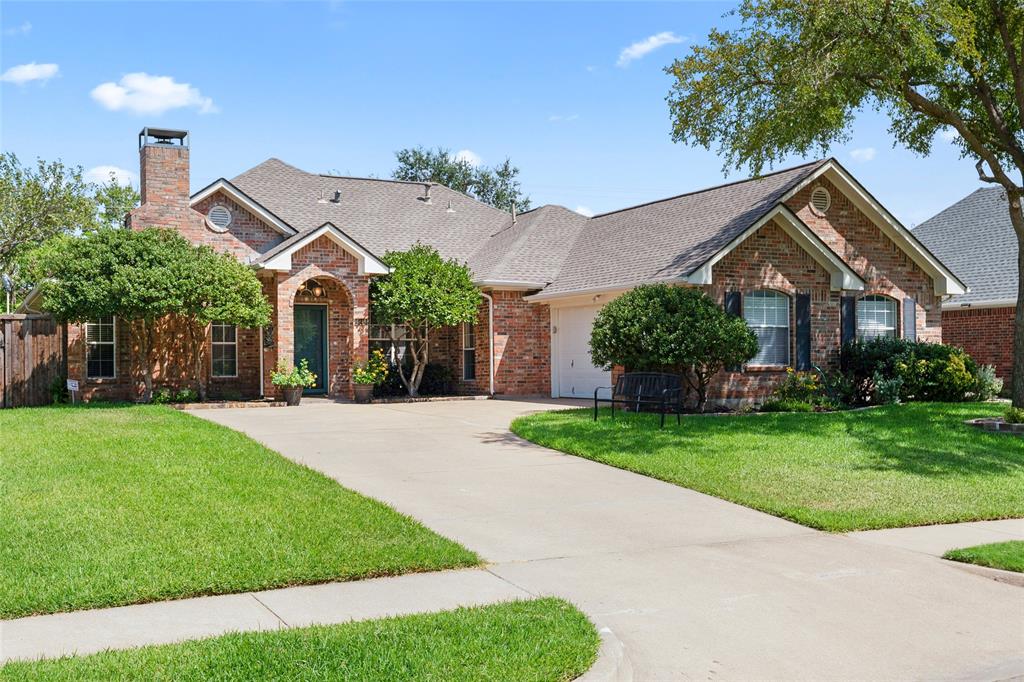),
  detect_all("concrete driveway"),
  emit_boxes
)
[198,398,1024,680]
